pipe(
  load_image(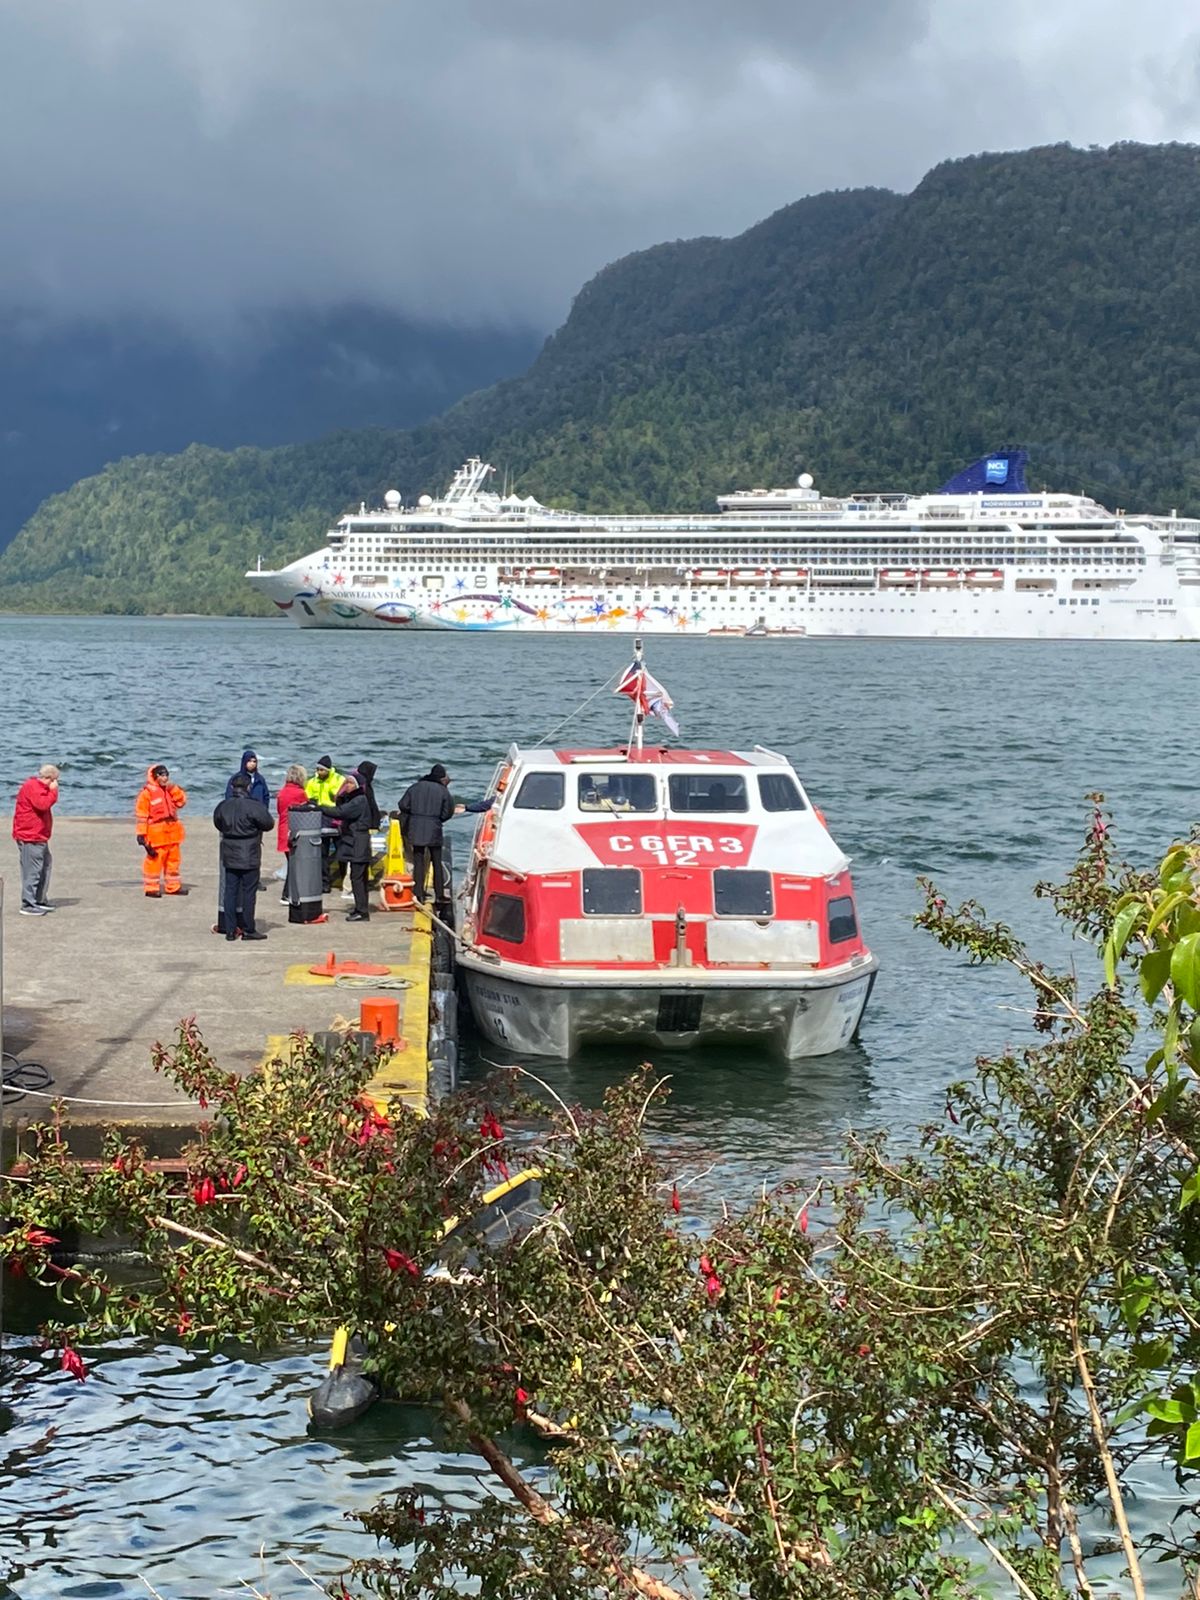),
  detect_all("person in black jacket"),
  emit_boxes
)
[399,763,455,909]
[353,760,383,829]
[212,773,274,941]
[321,773,374,921]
